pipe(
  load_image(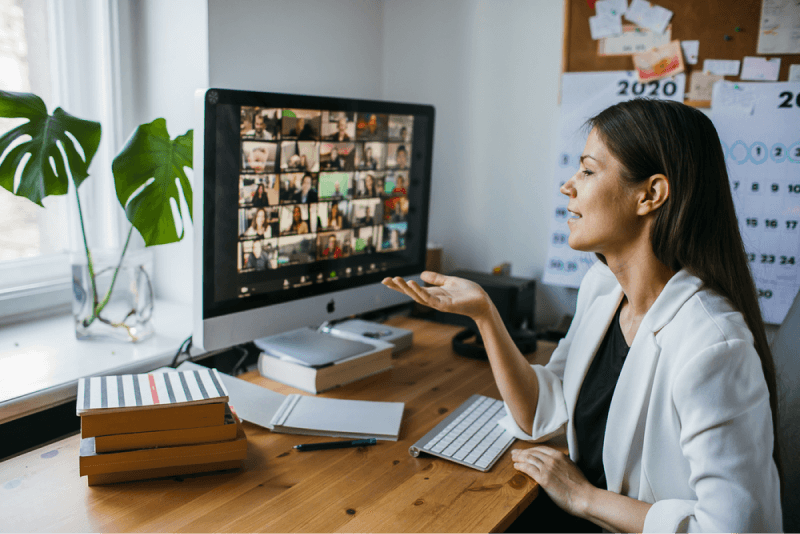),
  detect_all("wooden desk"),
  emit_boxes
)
[0,317,557,533]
